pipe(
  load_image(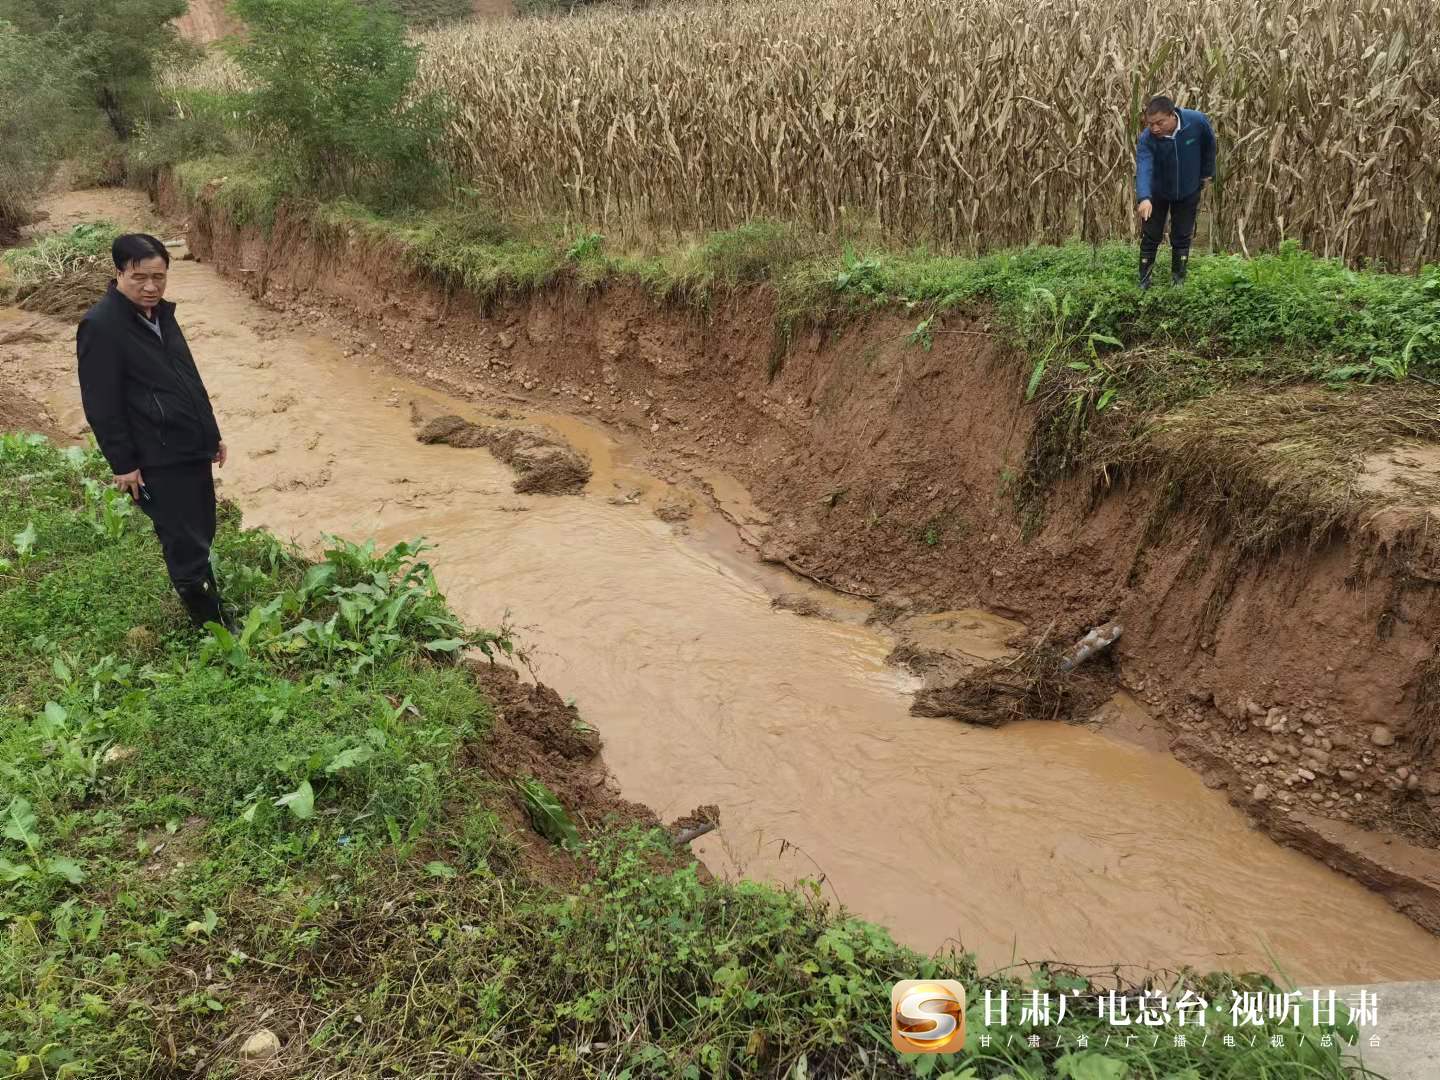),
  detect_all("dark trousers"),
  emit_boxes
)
[138,461,217,591]
[1140,190,1201,284]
